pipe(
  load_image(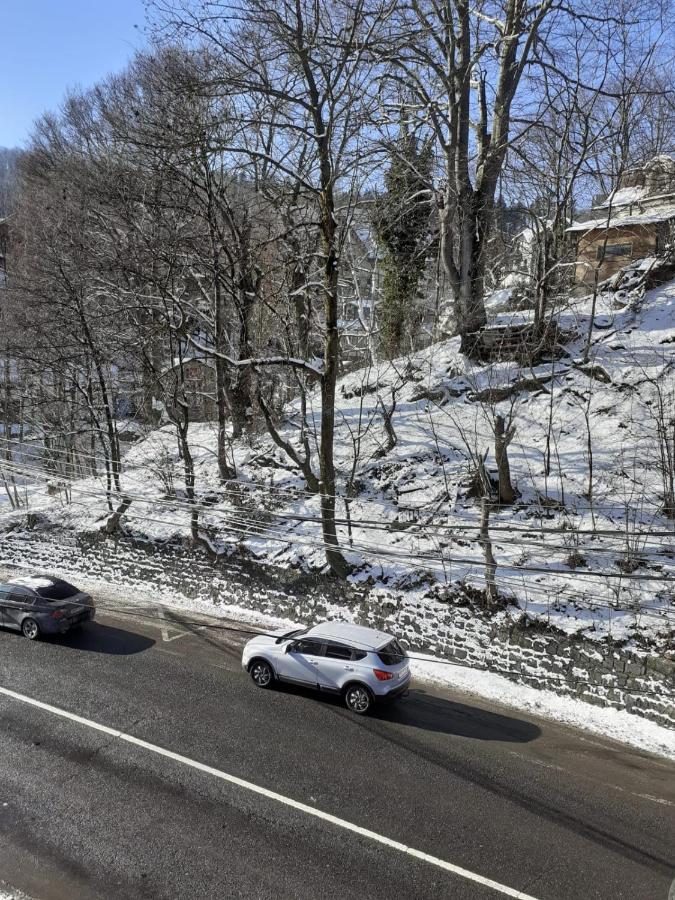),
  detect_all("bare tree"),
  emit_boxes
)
[151,0,393,575]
